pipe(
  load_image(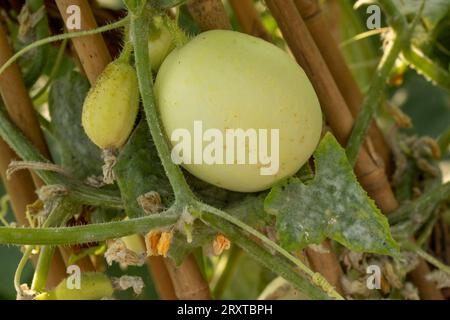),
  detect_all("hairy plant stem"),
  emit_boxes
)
[346,0,423,165]
[31,199,79,292]
[130,9,342,299]
[14,245,33,294]
[389,182,450,224]
[0,211,179,245]
[0,106,122,209]
[212,246,243,299]
[131,12,194,202]
[403,242,450,276]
